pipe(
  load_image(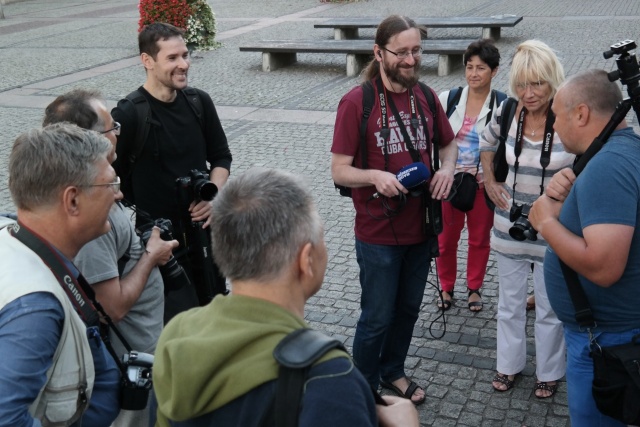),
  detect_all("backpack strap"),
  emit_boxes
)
[359,81,374,170]
[498,97,517,145]
[492,97,517,183]
[494,90,508,110]
[121,89,153,173]
[181,87,206,131]
[445,86,463,118]
[270,329,346,427]
[416,81,439,169]
[334,81,375,197]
